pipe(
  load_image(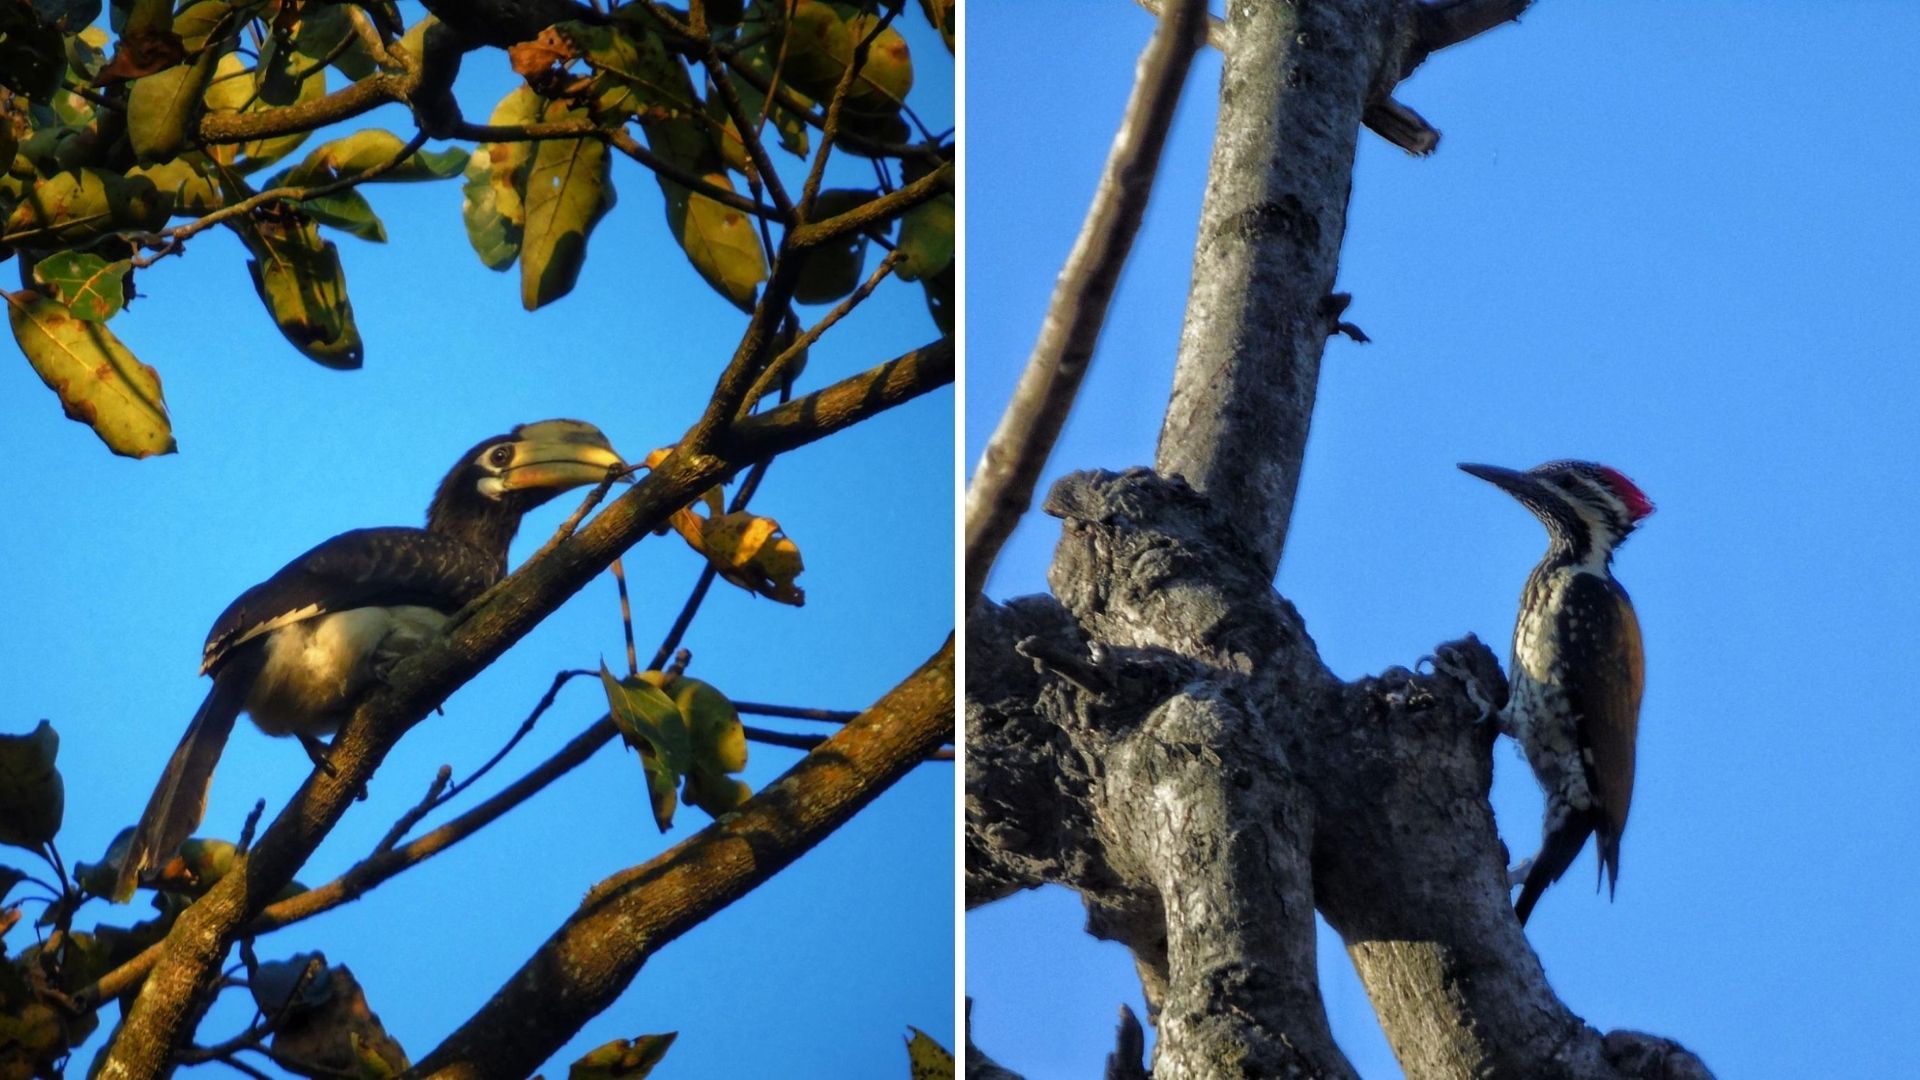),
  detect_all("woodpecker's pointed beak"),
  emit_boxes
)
[497,420,629,493]
[1458,462,1550,504]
